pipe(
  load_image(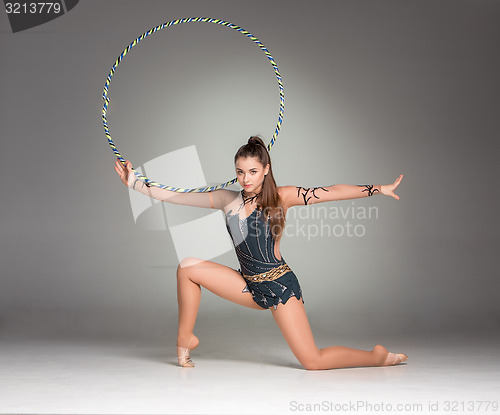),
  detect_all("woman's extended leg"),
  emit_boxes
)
[176,257,264,358]
[271,296,392,370]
